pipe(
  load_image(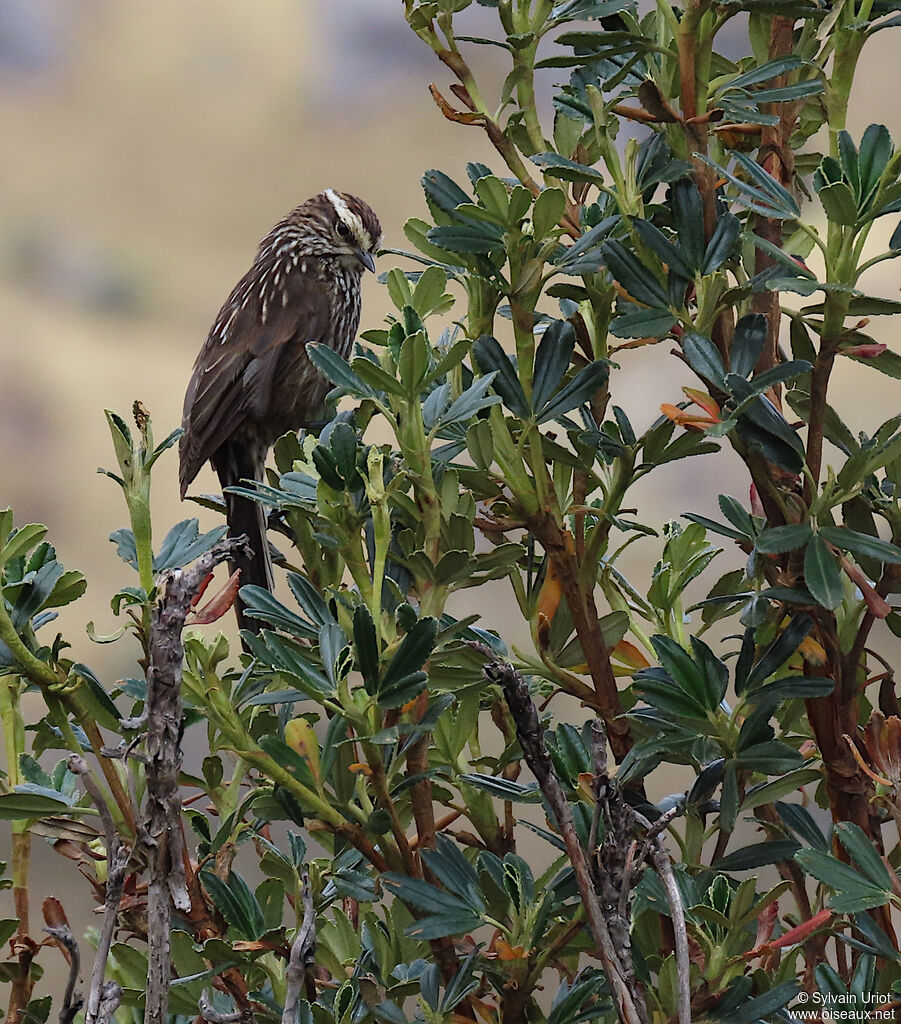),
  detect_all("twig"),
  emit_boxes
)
[94,983,123,1024]
[67,755,132,1024]
[42,922,82,1024]
[282,871,316,1024]
[634,811,690,1024]
[143,537,251,1024]
[482,653,648,1024]
[198,990,252,1024]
